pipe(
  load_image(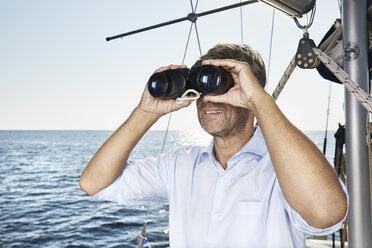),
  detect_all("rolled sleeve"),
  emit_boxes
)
[94,153,170,206]
[279,178,349,236]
